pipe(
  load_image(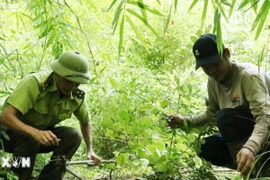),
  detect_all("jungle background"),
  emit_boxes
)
[0,0,270,179]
